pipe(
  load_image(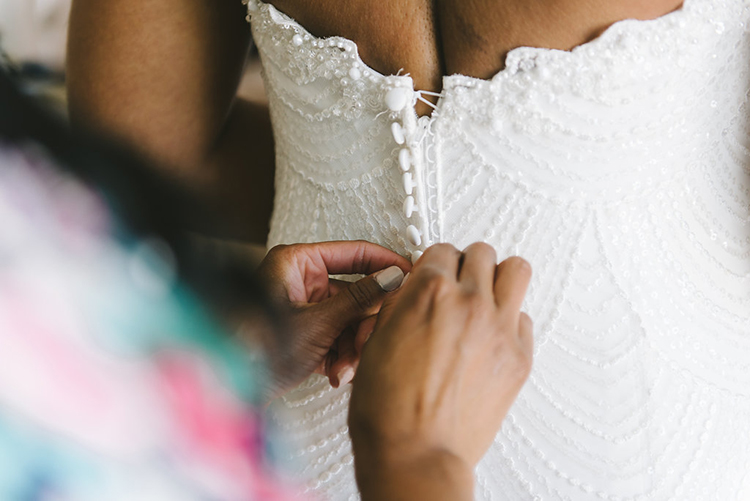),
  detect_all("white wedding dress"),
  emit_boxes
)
[246,0,750,498]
